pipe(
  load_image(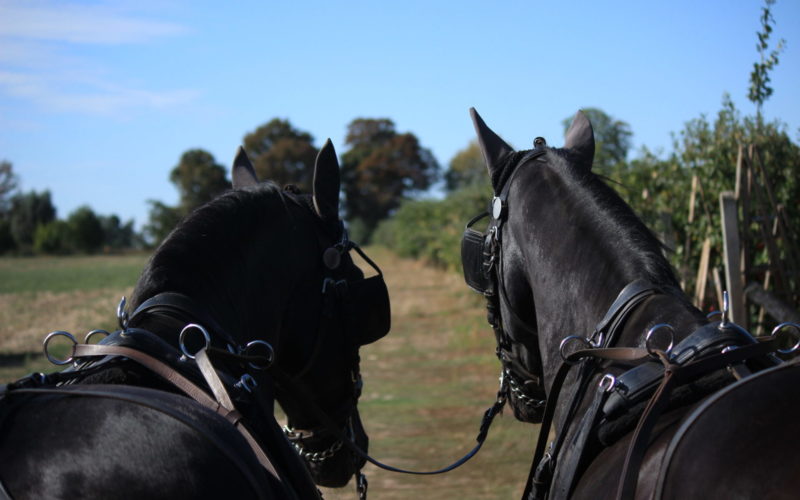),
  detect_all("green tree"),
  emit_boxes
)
[444,140,491,193]
[9,190,56,252]
[341,118,439,241]
[146,149,230,247]
[748,0,786,121]
[99,214,139,250]
[170,149,230,212]
[144,200,183,247]
[562,108,633,177]
[243,118,318,192]
[67,205,104,254]
[0,160,17,214]
[34,220,70,254]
